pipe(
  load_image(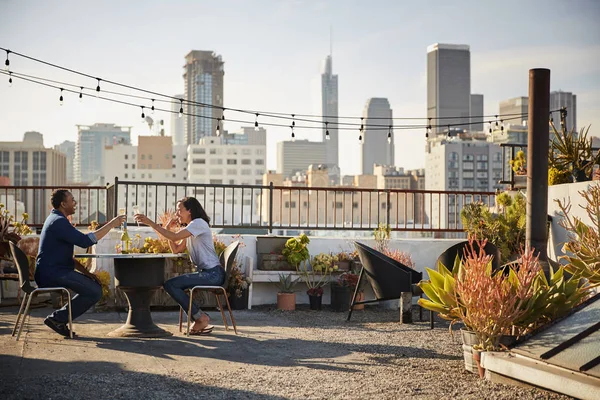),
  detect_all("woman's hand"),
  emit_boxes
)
[134,213,153,226]
[164,217,178,229]
[109,215,126,229]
